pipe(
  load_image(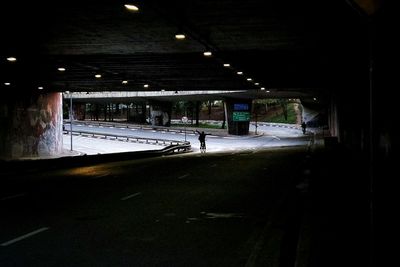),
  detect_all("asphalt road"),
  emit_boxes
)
[0,147,310,267]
